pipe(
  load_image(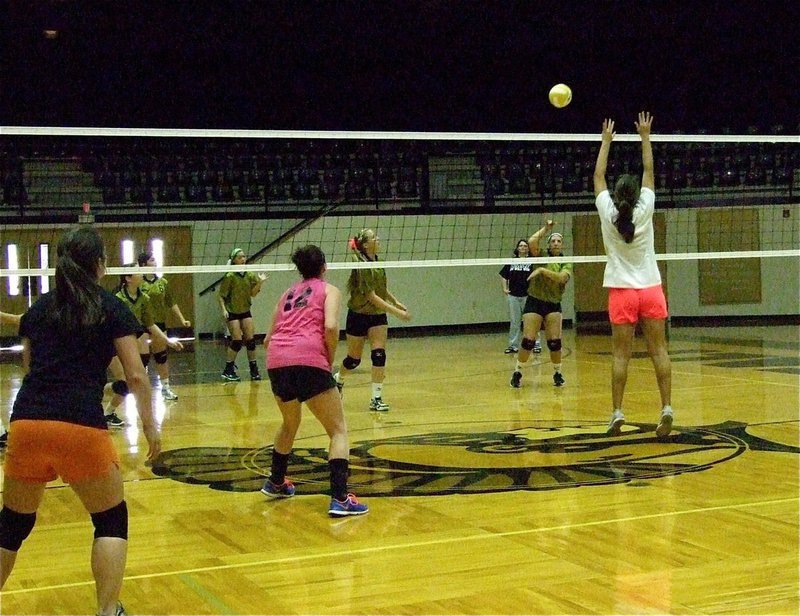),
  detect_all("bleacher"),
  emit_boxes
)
[1,134,798,222]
